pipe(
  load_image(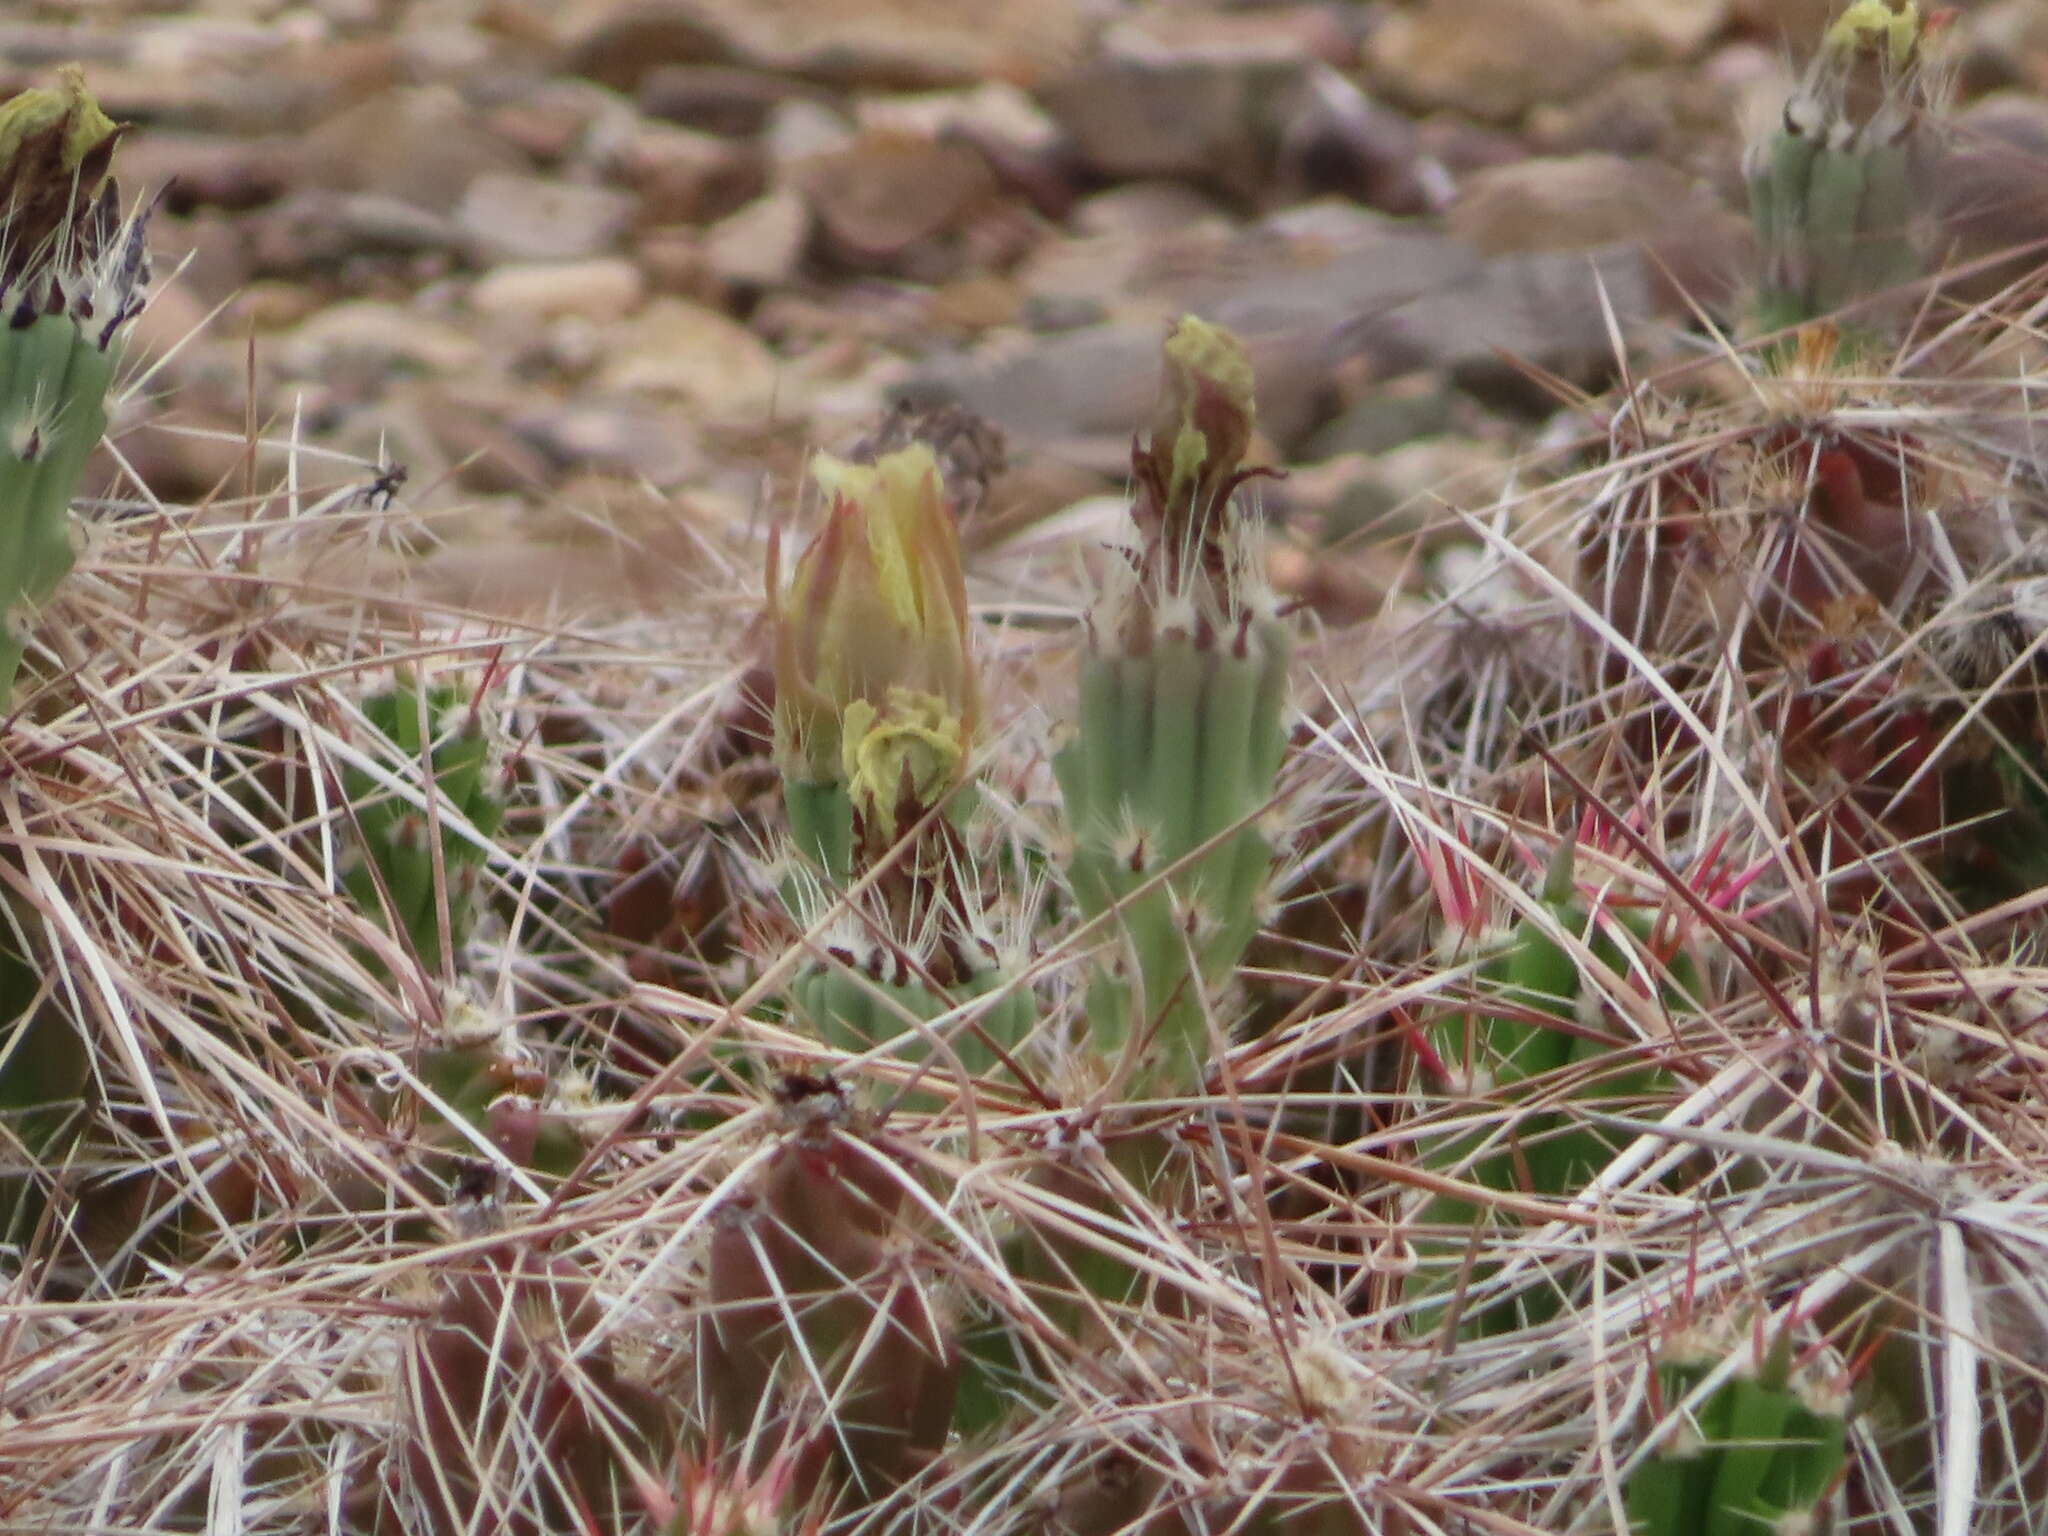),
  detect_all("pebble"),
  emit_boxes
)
[1364,0,1624,122]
